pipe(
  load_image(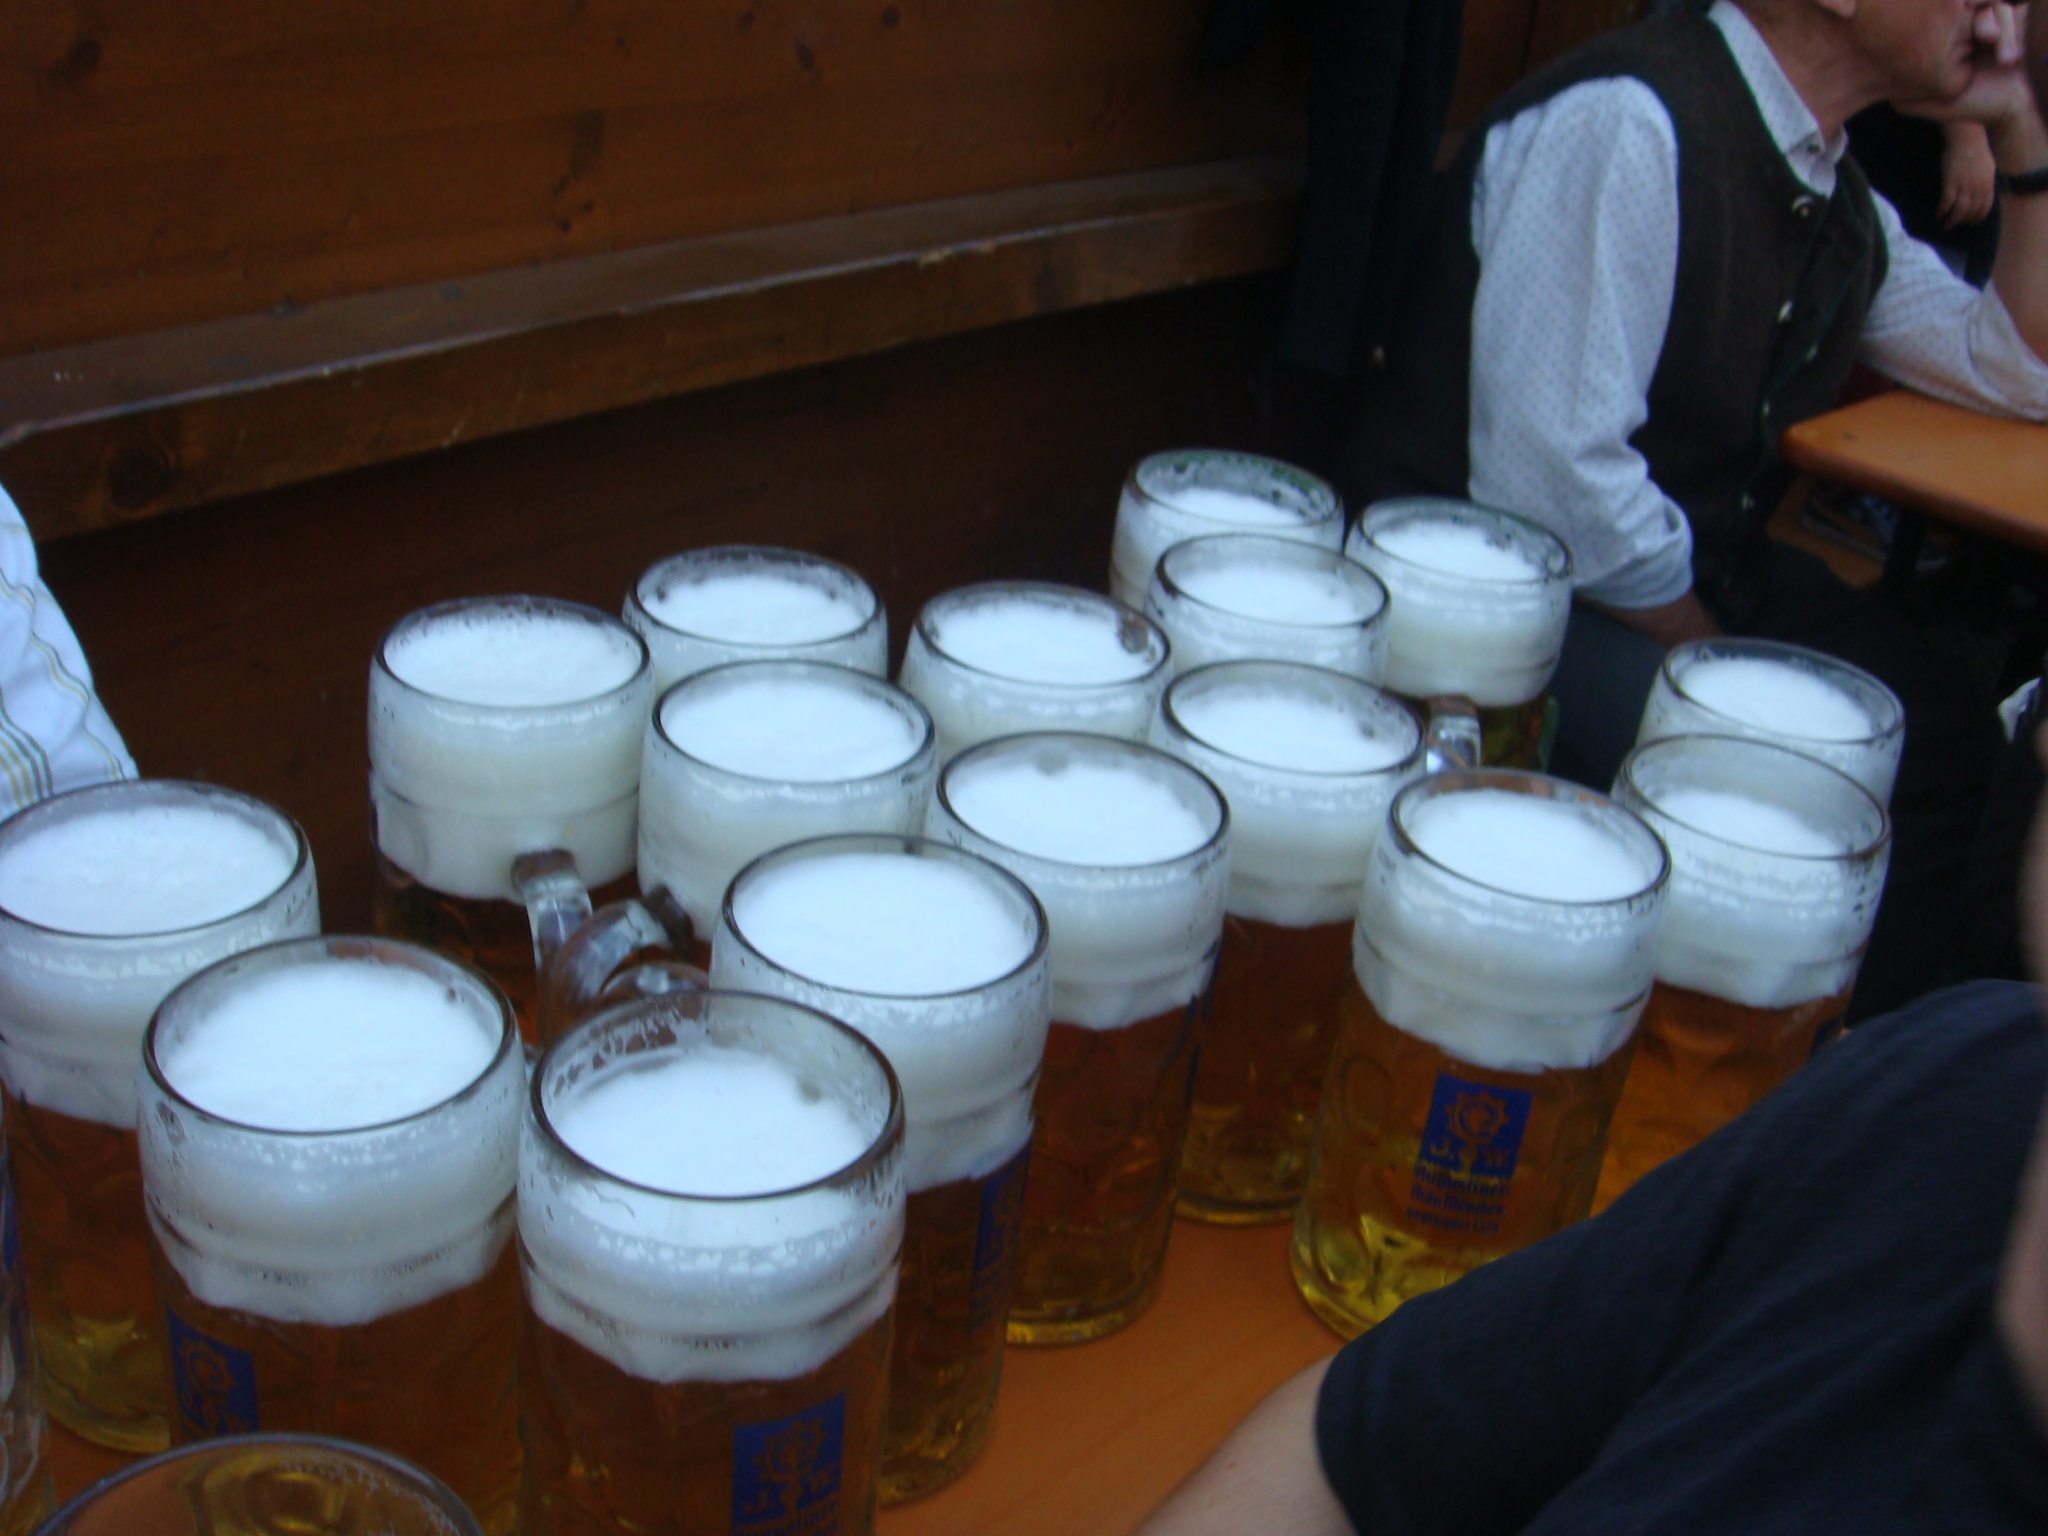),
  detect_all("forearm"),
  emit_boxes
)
[1136,1360,1353,1536]
[1585,590,1720,650]
[1988,106,2048,364]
